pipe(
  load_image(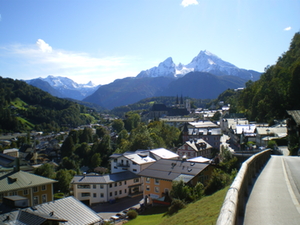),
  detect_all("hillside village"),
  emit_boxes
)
[1,99,299,224]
